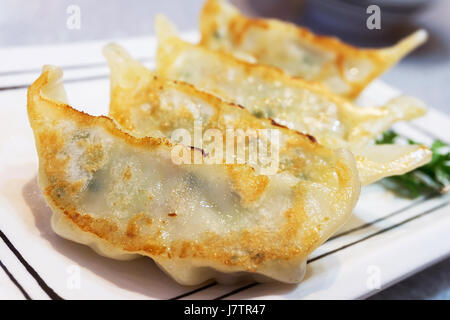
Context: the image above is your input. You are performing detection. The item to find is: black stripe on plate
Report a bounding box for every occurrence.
[0,84,30,91]
[214,283,259,300]
[407,122,449,144]
[0,229,63,300]
[171,192,436,299]
[327,193,435,242]
[0,57,152,77]
[170,282,218,300]
[0,70,445,299]
[308,200,450,263]
[0,62,106,77]
[325,127,445,242]
[0,259,31,300]
[0,74,109,92]
[214,199,450,299]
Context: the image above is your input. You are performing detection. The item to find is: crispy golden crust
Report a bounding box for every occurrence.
[105,44,342,193]
[114,76,324,150]
[106,49,322,153]
[200,0,427,99]
[156,31,426,146]
[27,74,173,152]
[27,67,359,280]
[46,192,316,271]
[154,21,431,185]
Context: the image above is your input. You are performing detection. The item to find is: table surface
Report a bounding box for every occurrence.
[0,0,448,300]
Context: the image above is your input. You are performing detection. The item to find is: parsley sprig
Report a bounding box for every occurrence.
[375,131,450,198]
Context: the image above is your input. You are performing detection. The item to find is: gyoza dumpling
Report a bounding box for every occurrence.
[155,16,431,186]
[200,0,428,99]
[27,66,360,285]
[105,43,334,178]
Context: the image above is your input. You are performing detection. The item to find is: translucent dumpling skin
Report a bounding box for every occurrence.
[200,0,428,99]
[155,18,432,186]
[27,66,360,285]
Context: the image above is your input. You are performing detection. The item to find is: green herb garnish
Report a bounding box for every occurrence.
[252,110,265,118]
[375,130,450,198]
[213,30,222,39]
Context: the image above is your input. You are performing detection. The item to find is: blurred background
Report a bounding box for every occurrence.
[0,0,448,114]
[0,0,449,299]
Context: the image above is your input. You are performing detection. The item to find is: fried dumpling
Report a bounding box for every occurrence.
[199,0,428,99]
[155,17,432,186]
[105,43,334,177]
[27,66,360,285]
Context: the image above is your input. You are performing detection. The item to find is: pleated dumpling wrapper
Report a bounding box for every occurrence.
[27,66,360,285]
[105,43,343,178]
[155,16,432,186]
[200,0,428,99]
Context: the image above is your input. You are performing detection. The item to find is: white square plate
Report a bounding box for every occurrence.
[0,32,449,300]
